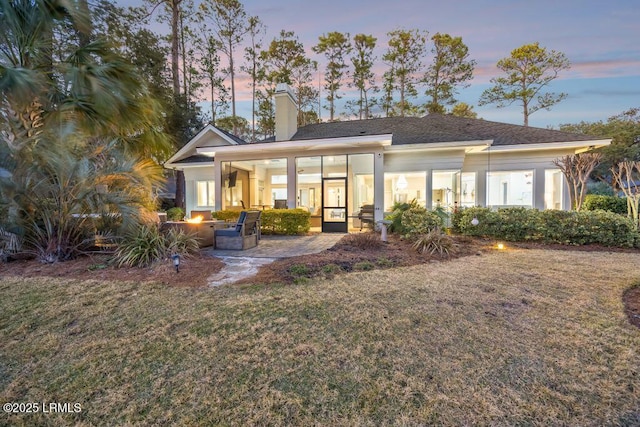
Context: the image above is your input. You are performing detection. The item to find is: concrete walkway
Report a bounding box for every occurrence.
[202,234,345,286]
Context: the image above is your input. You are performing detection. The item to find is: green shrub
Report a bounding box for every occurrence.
[452,207,501,237]
[353,261,375,271]
[375,257,395,268]
[212,209,310,235]
[412,228,454,256]
[497,207,543,241]
[289,263,310,277]
[212,210,241,222]
[583,194,628,215]
[321,264,342,278]
[261,208,310,235]
[166,207,185,221]
[385,199,420,234]
[454,206,639,247]
[540,209,637,247]
[400,205,443,238]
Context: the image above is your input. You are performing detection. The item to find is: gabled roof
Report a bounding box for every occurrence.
[165,124,244,167]
[290,114,603,146]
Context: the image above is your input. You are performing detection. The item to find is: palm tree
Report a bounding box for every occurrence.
[0,126,164,262]
[0,0,172,261]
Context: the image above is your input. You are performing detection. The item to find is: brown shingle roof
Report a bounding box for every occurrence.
[290,114,602,146]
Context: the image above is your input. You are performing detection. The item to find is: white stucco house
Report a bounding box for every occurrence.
[165,84,610,232]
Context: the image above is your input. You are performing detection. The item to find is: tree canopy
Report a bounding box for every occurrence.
[479,42,570,126]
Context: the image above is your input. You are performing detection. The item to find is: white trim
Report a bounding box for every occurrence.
[164,124,240,167]
[164,162,213,170]
[384,139,493,153]
[486,139,610,153]
[197,134,394,157]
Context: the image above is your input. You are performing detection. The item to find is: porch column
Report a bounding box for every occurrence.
[425,169,433,209]
[534,167,545,210]
[286,155,296,209]
[374,150,385,223]
[214,157,222,211]
[477,161,488,208]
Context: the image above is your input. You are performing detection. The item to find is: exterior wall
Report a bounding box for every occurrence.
[179,145,579,230]
[462,148,573,210]
[183,165,215,217]
[384,149,466,210]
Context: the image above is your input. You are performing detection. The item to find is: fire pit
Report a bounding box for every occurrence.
[161,218,227,247]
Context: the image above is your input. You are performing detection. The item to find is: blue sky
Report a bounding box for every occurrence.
[123,0,640,129]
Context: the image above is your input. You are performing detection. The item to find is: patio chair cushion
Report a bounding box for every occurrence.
[235,211,247,232]
[215,228,241,237]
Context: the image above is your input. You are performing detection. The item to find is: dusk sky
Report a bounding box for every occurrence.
[124,0,640,129]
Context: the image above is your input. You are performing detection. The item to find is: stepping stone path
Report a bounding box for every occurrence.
[208,256,276,287]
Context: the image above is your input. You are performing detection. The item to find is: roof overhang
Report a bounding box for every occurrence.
[385,139,493,153]
[166,162,215,170]
[196,134,393,157]
[485,139,611,153]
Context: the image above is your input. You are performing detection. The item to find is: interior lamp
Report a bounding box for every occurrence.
[396,174,408,190]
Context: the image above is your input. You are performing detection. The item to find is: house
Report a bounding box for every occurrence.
[165,84,610,232]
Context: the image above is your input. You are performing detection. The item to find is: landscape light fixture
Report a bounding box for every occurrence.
[471,217,479,226]
[171,254,180,273]
[497,243,505,250]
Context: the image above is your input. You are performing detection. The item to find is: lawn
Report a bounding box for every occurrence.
[1,248,639,425]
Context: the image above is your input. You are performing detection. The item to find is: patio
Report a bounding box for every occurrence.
[202,233,345,259]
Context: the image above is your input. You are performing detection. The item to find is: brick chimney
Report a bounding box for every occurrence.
[274,83,297,141]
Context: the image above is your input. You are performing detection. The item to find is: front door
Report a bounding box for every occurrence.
[322,177,347,232]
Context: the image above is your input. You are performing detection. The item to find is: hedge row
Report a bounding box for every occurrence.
[212,208,310,235]
[260,208,310,235]
[583,194,628,215]
[453,207,639,247]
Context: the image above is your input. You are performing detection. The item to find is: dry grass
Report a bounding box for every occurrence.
[1,248,640,425]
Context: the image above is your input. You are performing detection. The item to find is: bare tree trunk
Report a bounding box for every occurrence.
[611,161,640,230]
[553,153,602,211]
[170,0,181,97]
[170,0,184,209]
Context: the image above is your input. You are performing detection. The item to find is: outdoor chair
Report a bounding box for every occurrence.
[357,204,375,230]
[273,199,287,209]
[214,210,262,250]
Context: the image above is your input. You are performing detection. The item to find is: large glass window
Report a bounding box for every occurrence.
[432,170,459,210]
[460,172,476,207]
[323,155,347,177]
[349,154,374,229]
[384,172,426,211]
[221,158,287,210]
[487,170,533,207]
[545,169,563,210]
[296,157,322,225]
[196,180,215,207]
[348,154,374,210]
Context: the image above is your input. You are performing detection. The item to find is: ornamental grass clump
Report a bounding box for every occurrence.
[412,228,454,256]
[114,224,199,267]
[341,231,383,250]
